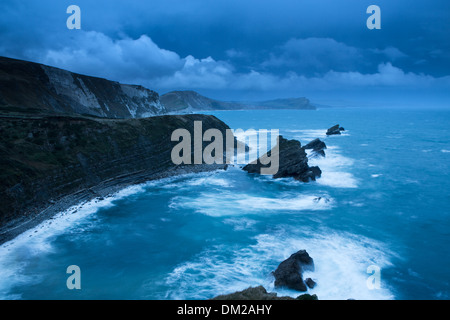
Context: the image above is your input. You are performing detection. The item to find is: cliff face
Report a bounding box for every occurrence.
[0,113,231,241]
[161,90,316,113]
[0,56,166,118]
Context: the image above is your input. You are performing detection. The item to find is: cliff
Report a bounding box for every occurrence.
[161,90,316,112]
[0,113,231,243]
[0,56,166,118]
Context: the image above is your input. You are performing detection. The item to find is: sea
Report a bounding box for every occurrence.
[1,107,449,300]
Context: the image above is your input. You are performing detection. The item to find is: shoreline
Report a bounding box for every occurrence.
[0,164,227,246]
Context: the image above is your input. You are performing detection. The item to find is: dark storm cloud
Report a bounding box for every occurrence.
[0,0,448,106]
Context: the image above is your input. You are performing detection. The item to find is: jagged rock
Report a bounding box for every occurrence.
[309,166,322,179]
[273,250,314,292]
[303,138,327,157]
[305,278,316,289]
[211,286,318,300]
[326,124,342,135]
[243,136,321,182]
[303,138,326,151]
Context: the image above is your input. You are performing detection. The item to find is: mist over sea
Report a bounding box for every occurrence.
[1,107,449,300]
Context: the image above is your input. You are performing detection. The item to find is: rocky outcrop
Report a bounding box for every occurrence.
[326,124,345,136]
[305,278,316,289]
[303,138,327,157]
[212,251,318,300]
[161,90,316,113]
[0,113,232,243]
[243,136,321,182]
[0,56,165,118]
[272,250,315,292]
[211,286,318,300]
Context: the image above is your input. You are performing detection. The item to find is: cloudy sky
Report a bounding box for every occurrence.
[1,0,449,107]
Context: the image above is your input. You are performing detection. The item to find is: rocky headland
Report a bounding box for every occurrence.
[0,56,165,119]
[0,57,336,302]
[0,57,327,244]
[0,113,232,244]
[161,90,316,113]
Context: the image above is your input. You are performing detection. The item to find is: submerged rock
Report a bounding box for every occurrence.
[303,138,327,157]
[326,124,344,135]
[243,136,321,182]
[211,286,318,300]
[272,250,314,292]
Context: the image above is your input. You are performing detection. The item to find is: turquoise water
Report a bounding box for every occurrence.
[1,108,449,300]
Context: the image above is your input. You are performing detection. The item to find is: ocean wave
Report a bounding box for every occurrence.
[163,227,396,300]
[285,129,350,142]
[286,129,328,141]
[169,192,334,217]
[223,218,258,231]
[441,149,450,153]
[307,147,358,188]
[0,184,147,299]
[186,177,232,188]
[153,170,232,190]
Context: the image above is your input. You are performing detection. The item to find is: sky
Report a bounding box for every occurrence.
[0,0,449,107]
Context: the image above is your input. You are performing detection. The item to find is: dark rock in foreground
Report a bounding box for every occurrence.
[211,286,318,300]
[303,138,327,157]
[326,124,345,135]
[273,250,314,292]
[243,136,321,182]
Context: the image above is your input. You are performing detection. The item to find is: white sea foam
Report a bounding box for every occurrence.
[156,170,231,190]
[286,129,350,142]
[164,227,396,300]
[223,218,258,231]
[169,192,334,217]
[285,129,327,141]
[186,177,231,188]
[0,184,147,299]
[307,147,358,188]
[441,149,450,153]
[371,174,383,178]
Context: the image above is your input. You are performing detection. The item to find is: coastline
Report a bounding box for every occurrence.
[0,164,227,246]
